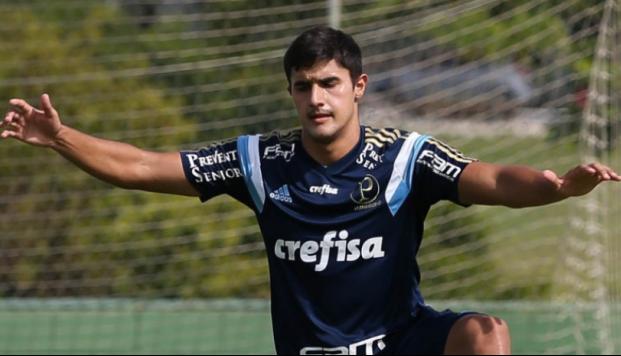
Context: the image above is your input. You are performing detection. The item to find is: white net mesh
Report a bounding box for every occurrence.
[0,0,618,354]
[569,0,620,353]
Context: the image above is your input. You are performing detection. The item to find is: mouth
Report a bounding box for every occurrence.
[308,113,333,123]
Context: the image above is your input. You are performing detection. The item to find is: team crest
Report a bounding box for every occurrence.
[351,175,382,210]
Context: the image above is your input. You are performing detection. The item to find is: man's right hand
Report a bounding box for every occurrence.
[2,93,199,197]
[1,94,62,147]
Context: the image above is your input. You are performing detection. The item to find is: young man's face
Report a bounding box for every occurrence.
[289,59,367,143]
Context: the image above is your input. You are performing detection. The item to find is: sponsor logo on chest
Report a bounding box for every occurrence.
[274,230,385,272]
[310,184,339,195]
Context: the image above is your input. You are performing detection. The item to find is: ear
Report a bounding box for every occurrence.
[354,74,368,101]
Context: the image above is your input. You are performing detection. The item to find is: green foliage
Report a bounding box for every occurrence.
[0,1,604,302]
[422,10,567,64]
[118,1,302,141]
[0,5,268,298]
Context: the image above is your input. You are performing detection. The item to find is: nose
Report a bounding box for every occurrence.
[309,84,325,107]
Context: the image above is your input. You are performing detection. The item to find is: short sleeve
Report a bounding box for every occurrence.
[413,137,476,206]
[180,138,251,205]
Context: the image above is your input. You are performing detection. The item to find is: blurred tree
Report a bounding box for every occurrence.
[0,6,268,298]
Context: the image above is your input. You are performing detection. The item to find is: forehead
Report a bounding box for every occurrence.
[291,59,351,82]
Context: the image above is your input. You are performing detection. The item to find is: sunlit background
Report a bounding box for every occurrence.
[0,0,619,354]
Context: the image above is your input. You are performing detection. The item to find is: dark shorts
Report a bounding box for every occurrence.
[380,304,477,355]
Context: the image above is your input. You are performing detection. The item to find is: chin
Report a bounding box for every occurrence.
[304,124,340,144]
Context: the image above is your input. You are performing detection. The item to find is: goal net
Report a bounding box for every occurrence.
[0,0,618,354]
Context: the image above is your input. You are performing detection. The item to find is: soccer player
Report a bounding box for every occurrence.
[2,26,619,355]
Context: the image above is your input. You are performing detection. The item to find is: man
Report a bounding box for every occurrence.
[2,26,619,355]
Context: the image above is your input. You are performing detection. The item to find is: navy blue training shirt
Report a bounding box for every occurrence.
[181,126,475,355]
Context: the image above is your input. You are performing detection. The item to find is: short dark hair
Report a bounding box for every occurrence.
[283,26,362,87]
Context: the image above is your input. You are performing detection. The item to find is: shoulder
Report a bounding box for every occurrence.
[236,128,301,152]
[259,128,302,144]
[421,137,476,163]
[363,126,430,160]
[239,128,302,163]
[364,126,409,148]
[364,127,472,160]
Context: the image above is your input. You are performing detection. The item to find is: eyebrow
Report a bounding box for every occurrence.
[293,76,341,86]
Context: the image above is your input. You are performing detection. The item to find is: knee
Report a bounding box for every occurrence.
[469,315,510,354]
[446,314,511,355]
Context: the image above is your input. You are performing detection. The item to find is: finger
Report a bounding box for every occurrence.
[588,163,611,180]
[8,98,32,114]
[587,163,605,181]
[2,111,14,125]
[1,117,24,136]
[9,110,24,123]
[584,165,597,174]
[2,121,21,131]
[13,112,25,126]
[597,172,610,181]
[40,93,56,117]
[2,111,20,126]
[1,129,19,139]
[597,171,610,180]
[604,168,620,181]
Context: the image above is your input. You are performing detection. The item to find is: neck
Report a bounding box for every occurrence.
[301,119,361,166]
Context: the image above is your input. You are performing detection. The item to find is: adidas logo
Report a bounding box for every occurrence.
[269,185,293,203]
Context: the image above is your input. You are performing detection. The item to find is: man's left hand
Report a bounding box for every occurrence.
[544,163,621,198]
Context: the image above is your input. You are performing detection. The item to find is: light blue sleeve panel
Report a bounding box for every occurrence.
[237,135,266,213]
[384,133,430,216]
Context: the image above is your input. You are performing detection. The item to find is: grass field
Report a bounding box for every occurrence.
[0,299,618,355]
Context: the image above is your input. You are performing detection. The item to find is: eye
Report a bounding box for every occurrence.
[293,82,310,92]
[320,79,339,88]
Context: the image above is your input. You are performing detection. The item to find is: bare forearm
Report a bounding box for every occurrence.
[51,125,152,189]
[461,161,620,208]
[460,163,564,208]
[493,165,564,208]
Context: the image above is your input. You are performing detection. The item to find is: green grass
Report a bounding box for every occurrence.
[0,299,274,355]
[0,299,619,355]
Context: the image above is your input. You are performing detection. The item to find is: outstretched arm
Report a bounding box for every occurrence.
[459,161,621,208]
[1,94,199,197]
